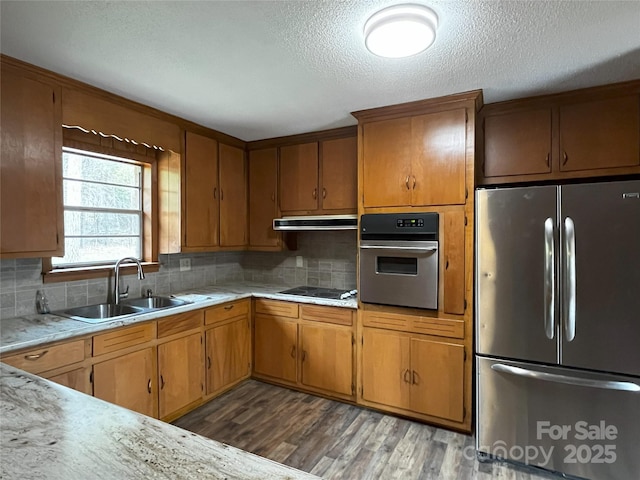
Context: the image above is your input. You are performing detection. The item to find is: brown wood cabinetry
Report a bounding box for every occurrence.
[480,82,640,184]
[360,109,467,207]
[442,209,466,315]
[219,143,247,246]
[0,61,63,258]
[158,332,203,420]
[248,147,280,248]
[253,299,355,399]
[280,142,319,212]
[361,327,464,422]
[204,299,251,395]
[320,136,357,211]
[93,347,158,417]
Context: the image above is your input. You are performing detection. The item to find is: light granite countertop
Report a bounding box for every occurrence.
[0,282,357,355]
[0,363,320,480]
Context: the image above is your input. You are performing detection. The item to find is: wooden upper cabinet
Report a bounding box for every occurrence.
[280,142,319,212]
[361,109,467,208]
[219,143,247,247]
[559,95,640,172]
[1,63,63,258]
[483,108,552,177]
[362,117,412,207]
[248,148,280,248]
[320,136,357,211]
[184,131,219,248]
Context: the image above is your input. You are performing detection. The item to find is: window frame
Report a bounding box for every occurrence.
[43,128,160,282]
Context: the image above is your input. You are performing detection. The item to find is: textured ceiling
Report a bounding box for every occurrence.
[1,1,639,141]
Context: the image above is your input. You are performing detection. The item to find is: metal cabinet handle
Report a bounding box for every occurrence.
[562,151,569,166]
[224,305,234,311]
[147,379,152,394]
[491,364,640,392]
[213,187,217,199]
[405,176,410,190]
[546,153,550,167]
[312,188,317,199]
[25,350,48,361]
[412,370,419,385]
[403,369,411,383]
[290,345,296,358]
[301,350,307,362]
[563,217,576,342]
[271,192,275,202]
[412,176,416,190]
[207,357,211,369]
[543,217,555,340]
[221,189,224,200]
[322,188,326,199]
[160,375,165,390]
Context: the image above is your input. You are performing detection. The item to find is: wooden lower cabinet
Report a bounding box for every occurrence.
[254,314,297,383]
[158,332,203,420]
[299,323,353,396]
[45,367,91,394]
[361,327,464,422]
[205,316,251,394]
[93,347,158,418]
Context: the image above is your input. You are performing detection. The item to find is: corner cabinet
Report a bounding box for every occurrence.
[248,147,281,249]
[253,299,356,400]
[0,59,64,258]
[480,81,640,184]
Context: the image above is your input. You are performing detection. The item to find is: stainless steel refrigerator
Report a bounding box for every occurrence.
[475,180,640,480]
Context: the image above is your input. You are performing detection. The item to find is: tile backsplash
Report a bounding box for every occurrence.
[0,231,357,321]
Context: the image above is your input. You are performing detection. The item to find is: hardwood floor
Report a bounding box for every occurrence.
[173,380,565,480]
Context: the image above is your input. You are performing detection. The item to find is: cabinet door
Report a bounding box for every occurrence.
[559,96,640,172]
[300,324,353,396]
[361,328,410,409]
[362,117,412,207]
[484,108,552,177]
[158,333,203,419]
[93,347,158,418]
[320,136,357,211]
[410,338,464,422]
[248,148,279,247]
[442,209,466,315]
[1,66,62,257]
[219,143,247,246]
[206,317,250,394]
[253,314,297,383]
[279,142,318,212]
[411,109,466,206]
[184,131,219,247]
[45,367,91,395]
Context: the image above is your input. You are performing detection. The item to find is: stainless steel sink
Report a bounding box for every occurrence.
[121,296,190,310]
[58,303,146,323]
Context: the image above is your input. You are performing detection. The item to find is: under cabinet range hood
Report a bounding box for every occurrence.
[273,214,358,231]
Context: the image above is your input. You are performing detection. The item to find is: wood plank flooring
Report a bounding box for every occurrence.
[173,380,566,480]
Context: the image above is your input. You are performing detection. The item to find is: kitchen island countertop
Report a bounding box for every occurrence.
[0,282,357,355]
[0,363,320,480]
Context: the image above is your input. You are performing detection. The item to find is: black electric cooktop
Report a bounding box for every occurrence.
[279,286,355,300]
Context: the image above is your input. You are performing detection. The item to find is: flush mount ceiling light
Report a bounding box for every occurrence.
[364,4,438,58]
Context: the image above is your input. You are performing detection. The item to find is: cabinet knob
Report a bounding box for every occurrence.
[301,350,307,362]
[290,345,296,358]
[213,187,217,199]
[160,375,165,390]
[207,356,211,369]
[403,369,411,383]
[405,176,410,190]
[312,188,317,199]
[147,379,152,394]
[546,153,550,167]
[563,151,569,166]
[322,188,326,199]
[25,350,48,361]
[271,192,275,202]
[412,370,419,385]
[412,176,416,190]
[224,305,234,311]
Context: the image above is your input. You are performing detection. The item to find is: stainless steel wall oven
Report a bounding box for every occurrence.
[359,212,439,310]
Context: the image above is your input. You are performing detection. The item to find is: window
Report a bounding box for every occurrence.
[52,148,146,268]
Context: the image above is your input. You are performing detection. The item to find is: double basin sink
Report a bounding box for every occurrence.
[57,296,191,324]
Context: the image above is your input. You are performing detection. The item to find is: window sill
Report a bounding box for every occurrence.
[42,262,160,283]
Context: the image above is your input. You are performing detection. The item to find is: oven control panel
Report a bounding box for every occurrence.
[396,218,425,228]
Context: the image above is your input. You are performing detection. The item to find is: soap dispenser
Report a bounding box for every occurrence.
[35,290,50,314]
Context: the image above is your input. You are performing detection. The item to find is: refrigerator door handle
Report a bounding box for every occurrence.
[564,217,577,341]
[491,363,640,392]
[544,218,555,339]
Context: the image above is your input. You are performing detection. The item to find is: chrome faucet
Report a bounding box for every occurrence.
[114,257,145,305]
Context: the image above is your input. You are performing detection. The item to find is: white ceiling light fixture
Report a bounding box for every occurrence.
[364,4,438,58]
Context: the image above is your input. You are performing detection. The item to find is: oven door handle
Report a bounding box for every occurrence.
[360,245,437,253]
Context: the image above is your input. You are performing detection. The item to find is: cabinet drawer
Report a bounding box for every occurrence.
[255,299,299,318]
[300,304,353,326]
[205,299,250,326]
[93,323,154,356]
[2,339,86,374]
[158,310,203,338]
[362,310,464,339]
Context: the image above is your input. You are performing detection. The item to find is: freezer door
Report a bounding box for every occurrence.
[476,186,558,363]
[477,356,640,480]
[560,180,640,376]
